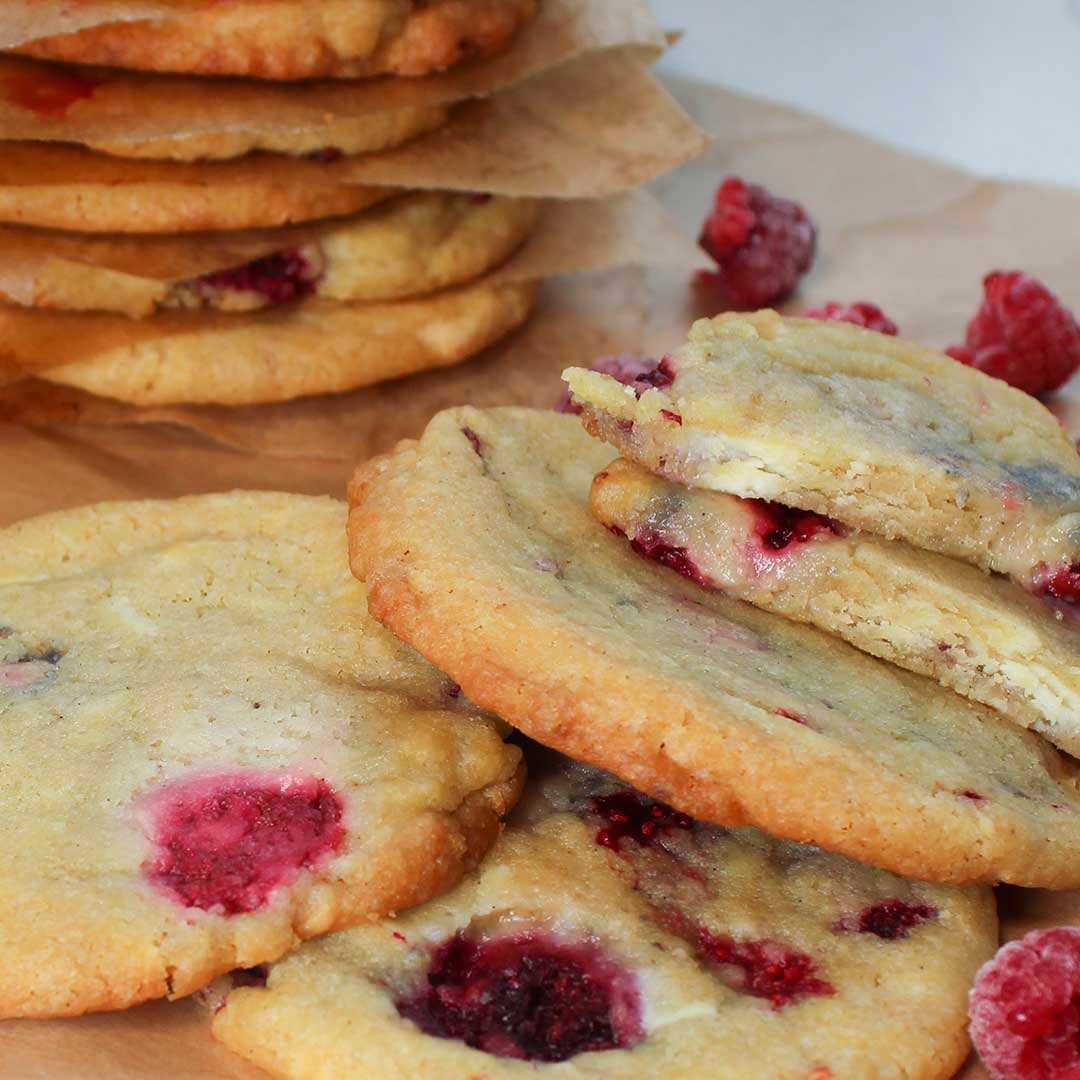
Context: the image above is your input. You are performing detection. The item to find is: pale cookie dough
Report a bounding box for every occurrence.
[348,407,1080,888]
[0,142,395,232]
[7,277,538,405]
[563,312,1080,598]
[13,0,539,81]
[8,192,540,318]
[591,457,1080,757]
[0,492,523,1019]
[207,752,996,1080]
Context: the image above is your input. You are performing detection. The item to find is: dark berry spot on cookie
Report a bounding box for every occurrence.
[193,248,319,307]
[232,965,269,987]
[588,790,694,851]
[629,528,713,589]
[834,899,938,940]
[695,929,835,1008]
[2,65,101,117]
[443,680,462,702]
[143,772,345,915]
[306,147,344,162]
[749,500,844,554]
[462,428,484,455]
[776,708,808,725]
[634,355,677,396]
[970,927,1080,1080]
[393,931,409,944]
[660,409,683,425]
[958,789,986,802]
[396,932,642,1061]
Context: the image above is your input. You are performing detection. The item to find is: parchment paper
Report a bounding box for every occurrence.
[0,0,665,146]
[3,78,1080,1079]
[0,50,709,210]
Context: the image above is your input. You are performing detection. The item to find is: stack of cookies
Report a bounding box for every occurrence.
[0,0,679,407]
[9,318,1075,1075]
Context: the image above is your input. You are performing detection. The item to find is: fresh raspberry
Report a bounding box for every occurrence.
[696,177,817,309]
[397,932,642,1061]
[946,271,1080,396]
[802,301,899,335]
[969,927,1080,1080]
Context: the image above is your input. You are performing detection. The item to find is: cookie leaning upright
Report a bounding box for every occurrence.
[348,406,1080,888]
[564,310,1080,595]
[0,493,522,1018]
[206,752,997,1080]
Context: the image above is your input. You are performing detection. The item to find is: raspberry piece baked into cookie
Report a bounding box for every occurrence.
[3,192,539,318]
[348,407,1080,888]
[0,493,522,1018]
[12,0,539,81]
[206,753,996,1080]
[563,311,1080,597]
[591,458,1080,755]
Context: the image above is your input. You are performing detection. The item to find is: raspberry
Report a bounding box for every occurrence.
[193,248,319,307]
[834,899,938,940]
[748,500,844,553]
[802,301,899,335]
[143,771,345,915]
[628,527,713,591]
[1033,562,1080,603]
[696,177,816,309]
[587,789,694,851]
[969,927,1080,1080]
[396,932,642,1061]
[946,271,1080,396]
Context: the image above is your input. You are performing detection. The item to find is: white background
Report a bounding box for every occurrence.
[655,0,1080,189]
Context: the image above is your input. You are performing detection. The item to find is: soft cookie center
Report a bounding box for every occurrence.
[143,771,345,915]
[396,931,643,1062]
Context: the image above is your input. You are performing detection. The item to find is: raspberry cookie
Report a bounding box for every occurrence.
[207,752,996,1080]
[0,493,522,1018]
[563,312,1080,598]
[348,407,1080,887]
[12,0,538,81]
[0,142,395,232]
[591,457,1080,755]
[8,278,537,405]
[5,192,539,318]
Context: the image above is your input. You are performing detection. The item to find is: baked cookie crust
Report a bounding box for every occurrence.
[348,407,1080,888]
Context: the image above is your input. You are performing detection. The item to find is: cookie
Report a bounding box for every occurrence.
[348,407,1080,887]
[0,492,523,1018]
[591,457,1080,756]
[0,142,395,232]
[13,0,538,80]
[7,277,537,405]
[7,192,540,317]
[207,751,996,1080]
[563,312,1080,598]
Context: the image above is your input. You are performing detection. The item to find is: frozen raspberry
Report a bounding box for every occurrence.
[969,927,1080,1080]
[194,248,319,307]
[802,301,898,335]
[556,355,660,414]
[396,932,642,1061]
[587,789,694,851]
[143,771,345,915]
[834,899,938,940]
[946,271,1080,396]
[696,177,817,309]
[697,929,835,1009]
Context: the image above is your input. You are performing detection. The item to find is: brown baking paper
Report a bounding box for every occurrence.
[0,49,709,213]
[0,0,666,149]
[4,79,1080,1078]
